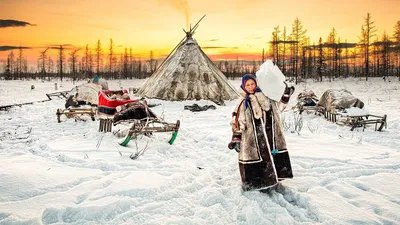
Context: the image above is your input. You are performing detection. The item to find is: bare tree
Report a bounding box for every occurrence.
[290,17,308,84]
[95,40,102,75]
[327,27,338,79]
[344,40,350,77]
[17,46,24,79]
[129,47,134,79]
[317,37,327,82]
[234,56,242,76]
[281,26,288,74]
[119,53,123,76]
[359,13,377,80]
[270,26,281,65]
[83,45,88,75]
[336,37,342,78]
[252,60,257,74]
[393,21,400,80]
[312,41,317,79]
[299,37,311,80]
[108,38,115,77]
[23,58,27,76]
[307,40,314,79]
[381,31,391,78]
[372,36,380,76]
[57,45,65,81]
[69,48,80,81]
[138,57,142,78]
[84,44,93,78]
[123,48,129,79]
[149,50,155,74]
[39,47,50,77]
[7,51,15,78]
[300,43,307,79]
[5,53,12,80]
[47,56,54,76]
[261,48,265,63]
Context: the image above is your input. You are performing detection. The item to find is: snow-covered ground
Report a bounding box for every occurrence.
[0,77,399,225]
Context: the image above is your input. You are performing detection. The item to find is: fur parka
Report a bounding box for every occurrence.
[230,91,288,164]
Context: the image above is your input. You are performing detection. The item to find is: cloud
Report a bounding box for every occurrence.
[245,35,263,40]
[0,19,36,28]
[202,39,219,42]
[0,46,31,51]
[0,44,81,52]
[203,46,238,50]
[307,42,357,48]
[43,44,76,50]
[208,52,262,61]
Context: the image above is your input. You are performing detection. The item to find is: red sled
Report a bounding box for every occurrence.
[97,90,180,146]
[98,90,137,116]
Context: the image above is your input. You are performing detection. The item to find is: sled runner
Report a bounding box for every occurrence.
[116,111,180,147]
[97,89,180,146]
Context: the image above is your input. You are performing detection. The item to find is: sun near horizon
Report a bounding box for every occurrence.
[1,0,399,68]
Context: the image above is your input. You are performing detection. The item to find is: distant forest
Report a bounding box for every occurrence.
[1,13,400,83]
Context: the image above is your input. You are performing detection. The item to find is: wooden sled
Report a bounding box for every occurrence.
[117,118,180,147]
[97,90,180,146]
[295,104,325,115]
[296,89,387,132]
[294,90,322,115]
[55,82,103,122]
[97,89,138,133]
[46,91,70,100]
[100,105,180,146]
[56,107,97,123]
[324,109,387,131]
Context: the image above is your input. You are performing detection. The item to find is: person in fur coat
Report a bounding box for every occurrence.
[228,74,295,191]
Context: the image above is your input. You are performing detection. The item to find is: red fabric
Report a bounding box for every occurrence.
[98,90,137,108]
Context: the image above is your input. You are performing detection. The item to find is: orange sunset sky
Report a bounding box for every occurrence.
[1,0,399,68]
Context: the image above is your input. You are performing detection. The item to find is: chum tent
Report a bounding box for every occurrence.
[136,16,239,105]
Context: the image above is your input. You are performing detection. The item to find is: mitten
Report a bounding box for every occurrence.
[281,82,295,104]
[228,133,241,153]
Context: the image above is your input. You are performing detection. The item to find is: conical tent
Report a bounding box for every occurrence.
[136,26,239,105]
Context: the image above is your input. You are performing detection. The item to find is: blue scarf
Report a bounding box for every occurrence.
[240,74,262,109]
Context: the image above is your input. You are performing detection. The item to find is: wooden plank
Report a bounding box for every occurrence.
[45,91,70,100]
[0,99,50,111]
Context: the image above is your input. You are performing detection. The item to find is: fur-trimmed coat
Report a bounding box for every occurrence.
[230,91,288,164]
